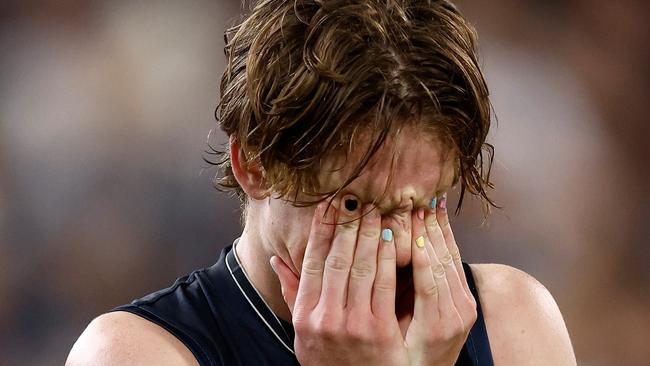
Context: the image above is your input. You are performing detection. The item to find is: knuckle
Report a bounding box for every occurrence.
[425,328,443,344]
[345,320,371,343]
[424,328,446,345]
[466,292,477,307]
[440,251,454,266]
[325,255,351,272]
[302,257,325,276]
[440,218,451,229]
[440,322,464,342]
[426,220,439,232]
[466,308,478,327]
[337,220,358,232]
[468,293,478,308]
[463,297,478,324]
[350,260,374,279]
[453,321,465,337]
[431,262,446,278]
[314,312,340,339]
[373,279,395,292]
[439,329,457,343]
[319,324,338,340]
[292,318,310,336]
[449,245,462,261]
[317,323,340,340]
[358,227,379,240]
[422,282,438,297]
[313,223,333,240]
[375,328,395,346]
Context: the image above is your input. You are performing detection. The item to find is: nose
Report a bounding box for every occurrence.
[375,186,419,214]
[376,188,423,267]
[381,210,413,267]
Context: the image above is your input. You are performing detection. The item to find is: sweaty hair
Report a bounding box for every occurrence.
[207,0,498,216]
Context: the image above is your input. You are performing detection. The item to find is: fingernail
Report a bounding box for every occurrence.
[430,197,437,210]
[439,194,447,210]
[381,228,393,242]
[415,236,425,248]
[342,194,359,213]
[417,208,424,220]
[269,256,277,274]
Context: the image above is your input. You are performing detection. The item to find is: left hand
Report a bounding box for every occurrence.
[403,194,478,366]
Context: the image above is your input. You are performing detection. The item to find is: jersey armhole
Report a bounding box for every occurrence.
[110,306,213,366]
[462,262,495,366]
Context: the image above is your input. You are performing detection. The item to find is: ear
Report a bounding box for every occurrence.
[229,136,267,200]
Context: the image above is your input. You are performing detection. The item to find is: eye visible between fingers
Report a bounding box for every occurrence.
[344,198,358,212]
[342,195,359,213]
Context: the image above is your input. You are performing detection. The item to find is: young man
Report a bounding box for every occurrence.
[67,0,576,364]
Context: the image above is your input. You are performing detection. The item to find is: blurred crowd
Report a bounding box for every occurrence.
[0,0,648,365]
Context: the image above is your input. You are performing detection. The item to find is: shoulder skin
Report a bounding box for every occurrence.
[470,263,577,365]
[65,311,199,366]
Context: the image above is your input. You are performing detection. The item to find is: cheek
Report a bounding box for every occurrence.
[279,206,316,272]
[268,200,314,239]
[280,212,312,246]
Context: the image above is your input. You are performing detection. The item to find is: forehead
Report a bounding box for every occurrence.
[319,127,457,212]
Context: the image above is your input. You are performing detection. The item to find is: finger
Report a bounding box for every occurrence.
[384,210,411,268]
[434,194,476,328]
[271,255,299,315]
[425,197,473,325]
[295,199,336,312]
[320,194,361,308]
[410,208,441,322]
[371,222,397,318]
[425,198,463,297]
[415,208,459,320]
[436,194,471,296]
[347,204,380,311]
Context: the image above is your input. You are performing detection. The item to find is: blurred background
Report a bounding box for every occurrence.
[0,0,648,365]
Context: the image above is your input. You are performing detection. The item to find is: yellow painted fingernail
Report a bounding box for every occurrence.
[416,236,425,248]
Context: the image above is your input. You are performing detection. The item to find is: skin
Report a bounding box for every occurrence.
[66,127,577,365]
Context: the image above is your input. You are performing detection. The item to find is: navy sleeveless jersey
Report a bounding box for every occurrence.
[113,244,494,365]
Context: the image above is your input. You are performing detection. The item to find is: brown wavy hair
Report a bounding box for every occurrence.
[207,0,498,216]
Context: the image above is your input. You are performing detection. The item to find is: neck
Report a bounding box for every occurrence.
[235,223,293,323]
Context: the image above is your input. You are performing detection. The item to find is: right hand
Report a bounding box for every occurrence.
[271,196,409,365]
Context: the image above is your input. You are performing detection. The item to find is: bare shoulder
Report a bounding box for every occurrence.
[66,311,199,366]
[469,263,577,366]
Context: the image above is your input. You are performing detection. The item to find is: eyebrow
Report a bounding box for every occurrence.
[351,159,458,214]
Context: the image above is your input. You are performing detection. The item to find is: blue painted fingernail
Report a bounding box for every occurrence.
[381,228,393,242]
[430,197,437,209]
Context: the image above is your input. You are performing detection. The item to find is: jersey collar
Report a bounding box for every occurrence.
[225,240,295,355]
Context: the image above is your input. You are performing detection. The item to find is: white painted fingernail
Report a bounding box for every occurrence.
[381,228,393,242]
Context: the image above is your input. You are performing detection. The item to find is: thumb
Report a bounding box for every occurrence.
[270,255,299,315]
